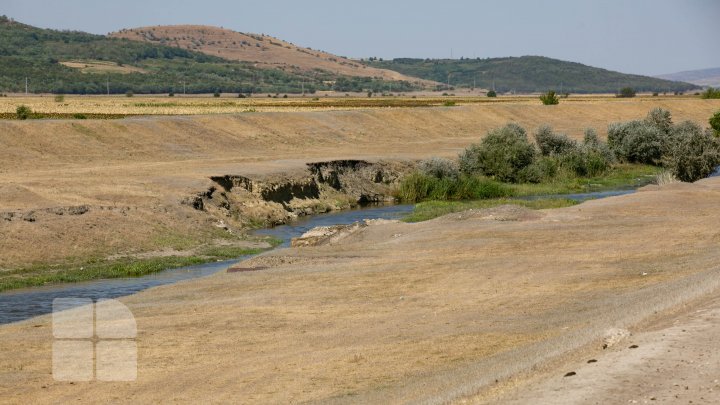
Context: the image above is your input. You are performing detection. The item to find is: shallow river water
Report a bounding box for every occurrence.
[0,188,642,325]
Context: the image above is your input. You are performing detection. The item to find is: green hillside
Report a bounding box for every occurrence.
[365,56,699,94]
[0,16,416,94]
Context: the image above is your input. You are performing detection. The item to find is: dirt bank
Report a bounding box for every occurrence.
[1,98,718,269]
[2,176,720,403]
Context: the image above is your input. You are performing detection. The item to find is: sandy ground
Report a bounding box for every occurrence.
[1,98,719,268]
[3,176,720,403]
[493,295,720,404]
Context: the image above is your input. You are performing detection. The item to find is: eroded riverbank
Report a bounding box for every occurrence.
[3,178,720,403]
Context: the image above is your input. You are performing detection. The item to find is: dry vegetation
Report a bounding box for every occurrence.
[3,180,720,403]
[109,25,429,84]
[59,60,148,74]
[0,93,709,117]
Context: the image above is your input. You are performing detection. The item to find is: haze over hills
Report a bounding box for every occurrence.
[366,57,700,94]
[656,67,720,88]
[109,25,429,85]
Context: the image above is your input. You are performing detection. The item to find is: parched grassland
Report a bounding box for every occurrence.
[0,94,703,118]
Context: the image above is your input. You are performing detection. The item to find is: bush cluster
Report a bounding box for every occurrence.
[402,108,720,203]
[609,108,720,181]
[458,123,614,183]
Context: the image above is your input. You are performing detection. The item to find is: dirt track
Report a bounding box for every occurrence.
[1,98,719,268]
[2,176,720,403]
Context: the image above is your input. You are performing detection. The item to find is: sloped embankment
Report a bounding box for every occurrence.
[182,159,412,229]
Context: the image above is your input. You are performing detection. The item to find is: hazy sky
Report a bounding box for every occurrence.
[3,0,718,76]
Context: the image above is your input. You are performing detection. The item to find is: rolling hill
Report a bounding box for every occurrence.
[0,17,421,94]
[109,25,429,85]
[656,67,720,88]
[366,56,699,94]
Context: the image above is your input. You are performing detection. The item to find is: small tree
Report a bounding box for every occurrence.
[16,105,32,120]
[701,87,720,99]
[710,111,720,136]
[539,90,559,105]
[168,92,175,97]
[213,90,221,97]
[125,90,134,97]
[617,87,636,98]
[486,90,497,98]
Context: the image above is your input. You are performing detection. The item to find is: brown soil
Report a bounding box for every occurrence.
[1,98,718,270]
[2,176,720,403]
[109,25,431,84]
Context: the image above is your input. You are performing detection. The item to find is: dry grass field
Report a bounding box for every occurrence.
[58,60,148,75]
[0,93,709,116]
[3,179,720,403]
[0,97,718,270]
[1,96,720,403]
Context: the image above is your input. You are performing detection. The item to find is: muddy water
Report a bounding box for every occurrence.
[0,187,649,325]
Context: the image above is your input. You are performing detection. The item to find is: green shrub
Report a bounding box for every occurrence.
[459,123,537,182]
[663,121,720,182]
[583,128,616,164]
[417,157,459,180]
[617,87,636,98]
[607,120,664,164]
[443,100,456,107]
[72,113,87,119]
[125,90,134,97]
[16,105,32,120]
[168,92,175,97]
[701,87,720,99]
[54,94,65,102]
[539,90,559,105]
[558,146,612,177]
[486,90,497,98]
[534,125,577,156]
[710,111,720,136]
[645,107,672,134]
[213,90,221,97]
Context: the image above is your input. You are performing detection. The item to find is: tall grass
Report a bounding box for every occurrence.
[397,173,512,202]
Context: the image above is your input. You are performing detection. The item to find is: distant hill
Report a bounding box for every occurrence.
[366,56,699,94]
[0,17,421,94]
[109,25,430,85]
[656,67,720,88]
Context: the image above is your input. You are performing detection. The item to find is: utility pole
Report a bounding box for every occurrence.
[106,77,110,95]
[25,77,28,95]
[301,79,305,96]
[182,81,186,95]
[473,76,476,90]
[447,73,451,90]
